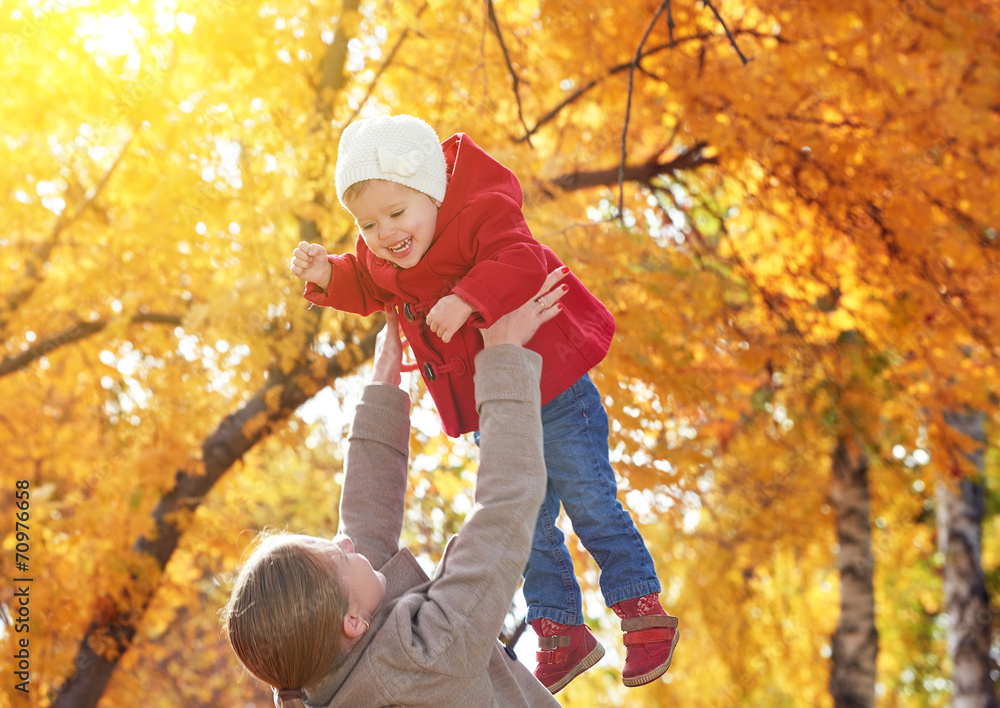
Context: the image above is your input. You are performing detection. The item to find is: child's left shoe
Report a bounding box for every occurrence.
[530,618,606,694]
[611,593,680,687]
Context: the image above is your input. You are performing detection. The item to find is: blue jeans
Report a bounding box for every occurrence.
[480,374,661,626]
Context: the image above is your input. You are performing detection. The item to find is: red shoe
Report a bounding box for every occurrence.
[612,594,679,687]
[530,618,606,694]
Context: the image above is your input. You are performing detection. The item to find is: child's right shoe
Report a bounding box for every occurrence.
[530,618,606,694]
[612,594,680,687]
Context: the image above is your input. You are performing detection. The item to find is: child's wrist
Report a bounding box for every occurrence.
[317,262,333,291]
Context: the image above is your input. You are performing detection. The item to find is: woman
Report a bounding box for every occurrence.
[223,270,570,706]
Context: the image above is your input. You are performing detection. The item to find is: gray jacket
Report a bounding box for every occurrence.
[305,345,560,707]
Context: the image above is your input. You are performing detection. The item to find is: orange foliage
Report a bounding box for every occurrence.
[1,0,998,705]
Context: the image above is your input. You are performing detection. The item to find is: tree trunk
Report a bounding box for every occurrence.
[51,325,378,707]
[938,409,998,708]
[52,3,364,704]
[830,436,878,708]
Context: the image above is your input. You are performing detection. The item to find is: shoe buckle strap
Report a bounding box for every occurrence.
[537,635,572,650]
[621,614,678,632]
[623,627,674,646]
[536,649,570,665]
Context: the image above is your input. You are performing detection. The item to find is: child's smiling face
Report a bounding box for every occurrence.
[345,180,441,269]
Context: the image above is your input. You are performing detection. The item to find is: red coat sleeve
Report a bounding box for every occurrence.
[448,192,549,327]
[303,242,394,316]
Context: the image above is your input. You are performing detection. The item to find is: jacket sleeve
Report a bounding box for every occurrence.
[448,192,549,327]
[407,344,546,676]
[304,244,394,316]
[338,383,411,569]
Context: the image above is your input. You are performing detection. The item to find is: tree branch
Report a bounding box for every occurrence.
[344,2,429,125]
[517,29,777,144]
[620,0,673,217]
[1,133,137,339]
[618,1,753,216]
[702,0,752,65]
[0,313,182,379]
[553,143,717,192]
[485,0,533,146]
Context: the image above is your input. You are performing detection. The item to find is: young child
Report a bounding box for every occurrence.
[289,114,679,692]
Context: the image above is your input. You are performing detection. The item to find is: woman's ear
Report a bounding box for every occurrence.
[343,611,369,639]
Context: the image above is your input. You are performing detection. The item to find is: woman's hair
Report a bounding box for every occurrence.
[223,531,350,705]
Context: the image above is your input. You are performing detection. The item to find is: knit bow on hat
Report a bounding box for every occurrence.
[378,146,423,178]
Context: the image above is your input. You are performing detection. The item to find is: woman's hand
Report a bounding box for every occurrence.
[372,307,403,386]
[481,267,571,348]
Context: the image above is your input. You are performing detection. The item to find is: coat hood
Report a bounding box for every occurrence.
[435,133,524,235]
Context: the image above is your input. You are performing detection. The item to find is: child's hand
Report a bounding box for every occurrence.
[290,241,333,290]
[426,294,475,344]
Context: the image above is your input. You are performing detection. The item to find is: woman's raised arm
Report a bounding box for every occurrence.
[338,308,411,568]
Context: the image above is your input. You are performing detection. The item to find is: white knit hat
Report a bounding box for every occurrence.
[335,115,448,206]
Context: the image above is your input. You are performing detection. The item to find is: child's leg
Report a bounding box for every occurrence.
[523,483,584,625]
[539,374,660,606]
[521,380,608,694]
[539,373,678,687]
[524,485,605,694]
[523,477,607,695]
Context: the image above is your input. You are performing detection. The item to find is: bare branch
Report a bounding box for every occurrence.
[519,74,602,144]
[620,1,673,217]
[519,28,778,144]
[617,0,756,216]
[485,0,533,146]
[665,0,676,46]
[702,0,752,65]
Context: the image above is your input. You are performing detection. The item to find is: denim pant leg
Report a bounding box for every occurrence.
[523,475,585,625]
[524,374,661,624]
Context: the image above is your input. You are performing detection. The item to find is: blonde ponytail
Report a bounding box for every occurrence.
[224,532,350,701]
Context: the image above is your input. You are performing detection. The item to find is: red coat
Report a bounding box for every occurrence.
[305,133,615,436]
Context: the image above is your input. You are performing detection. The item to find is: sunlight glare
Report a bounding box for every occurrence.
[78,12,145,58]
